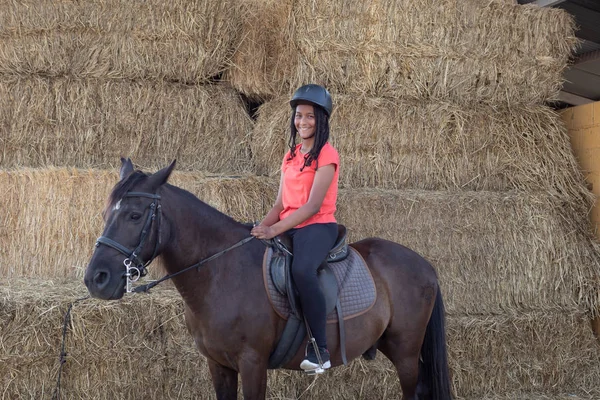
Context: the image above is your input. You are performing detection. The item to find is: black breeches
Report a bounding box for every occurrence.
[288,222,338,348]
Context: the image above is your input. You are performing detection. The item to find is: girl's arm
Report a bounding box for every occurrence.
[252,164,335,239]
[258,173,285,227]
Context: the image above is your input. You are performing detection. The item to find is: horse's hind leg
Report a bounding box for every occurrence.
[207,359,238,400]
[362,343,378,360]
[378,334,422,400]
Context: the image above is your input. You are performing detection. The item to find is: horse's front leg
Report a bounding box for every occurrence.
[238,351,268,400]
[207,359,238,400]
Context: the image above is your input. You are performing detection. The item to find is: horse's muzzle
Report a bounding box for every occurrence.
[84,266,126,300]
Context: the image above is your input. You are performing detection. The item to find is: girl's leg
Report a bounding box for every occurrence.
[289,223,338,349]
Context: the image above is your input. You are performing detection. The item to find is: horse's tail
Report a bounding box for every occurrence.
[418,285,453,400]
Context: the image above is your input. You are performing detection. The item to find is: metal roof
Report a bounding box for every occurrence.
[518,0,600,108]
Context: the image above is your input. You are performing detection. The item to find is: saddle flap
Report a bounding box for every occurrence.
[318,264,338,315]
[328,225,348,262]
[269,248,287,296]
[269,251,338,316]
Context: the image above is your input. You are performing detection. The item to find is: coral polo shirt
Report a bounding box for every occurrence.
[280,143,339,229]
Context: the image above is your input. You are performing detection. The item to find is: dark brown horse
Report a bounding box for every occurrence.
[84,159,452,400]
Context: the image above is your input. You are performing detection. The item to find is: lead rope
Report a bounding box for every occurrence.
[52,295,90,400]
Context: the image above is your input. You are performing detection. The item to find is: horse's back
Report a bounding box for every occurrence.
[350,237,439,291]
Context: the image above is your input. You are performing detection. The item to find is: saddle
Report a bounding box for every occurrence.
[262,225,376,370]
[269,225,349,311]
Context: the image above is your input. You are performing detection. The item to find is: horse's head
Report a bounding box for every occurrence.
[84,158,175,300]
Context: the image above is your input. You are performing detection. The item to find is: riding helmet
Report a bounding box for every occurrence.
[290,84,333,116]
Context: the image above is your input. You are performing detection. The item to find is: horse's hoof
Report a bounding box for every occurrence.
[362,344,378,360]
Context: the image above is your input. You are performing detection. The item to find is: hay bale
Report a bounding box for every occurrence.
[464,396,595,400]
[0,77,253,172]
[0,169,112,279]
[0,169,276,280]
[447,310,600,397]
[224,0,296,101]
[0,280,402,399]
[337,188,600,314]
[227,0,576,103]
[2,169,599,314]
[0,0,242,82]
[252,97,592,200]
[2,280,600,399]
[0,280,213,400]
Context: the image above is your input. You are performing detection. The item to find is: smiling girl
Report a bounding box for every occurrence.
[251,84,339,372]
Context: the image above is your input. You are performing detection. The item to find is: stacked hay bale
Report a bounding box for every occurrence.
[0,169,275,278]
[2,0,600,399]
[0,0,253,172]
[227,0,575,105]
[0,79,254,172]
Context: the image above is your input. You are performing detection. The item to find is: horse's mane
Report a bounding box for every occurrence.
[103,170,148,219]
[169,184,250,229]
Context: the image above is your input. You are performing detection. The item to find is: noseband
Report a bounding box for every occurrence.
[95,192,162,293]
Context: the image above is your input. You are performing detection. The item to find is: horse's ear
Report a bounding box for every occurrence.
[119,157,134,181]
[147,160,176,190]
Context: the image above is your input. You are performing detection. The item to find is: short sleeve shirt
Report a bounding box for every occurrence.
[280,142,339,228]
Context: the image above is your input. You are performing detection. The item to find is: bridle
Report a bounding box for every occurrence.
[94,190,255,294]
[96,192,163,293]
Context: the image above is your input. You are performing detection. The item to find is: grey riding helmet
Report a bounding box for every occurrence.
[289,84,333,116]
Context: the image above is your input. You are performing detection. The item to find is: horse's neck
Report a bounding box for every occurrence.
[159,188,254,310]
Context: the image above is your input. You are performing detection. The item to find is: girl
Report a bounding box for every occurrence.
[251,84,339,371]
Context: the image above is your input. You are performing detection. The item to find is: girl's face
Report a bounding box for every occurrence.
[294,104,316,140]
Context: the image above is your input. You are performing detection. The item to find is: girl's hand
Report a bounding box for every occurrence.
[251,224,276,240]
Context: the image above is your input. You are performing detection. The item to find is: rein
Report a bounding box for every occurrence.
[95,190,255,294]
[132,235,255,293]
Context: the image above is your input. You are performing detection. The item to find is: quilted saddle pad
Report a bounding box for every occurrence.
[262,246,377,323]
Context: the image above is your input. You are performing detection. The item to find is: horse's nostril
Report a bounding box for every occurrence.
[93,271,109,287]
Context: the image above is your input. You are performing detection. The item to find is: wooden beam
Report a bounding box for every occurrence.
[531,0,566,6]
[574,49,600,65]
[560,3,600,44]
[558,90,595,106]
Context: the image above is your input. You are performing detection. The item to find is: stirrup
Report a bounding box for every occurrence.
[301,338,329,375]
[304,366,327,375]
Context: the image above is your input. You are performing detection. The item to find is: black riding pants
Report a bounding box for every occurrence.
[288,222,338,348]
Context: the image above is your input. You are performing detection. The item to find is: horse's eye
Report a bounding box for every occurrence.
[130,213,142,221]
